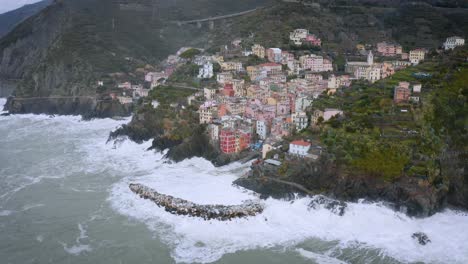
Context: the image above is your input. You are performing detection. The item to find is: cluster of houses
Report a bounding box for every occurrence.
[190,32,465,159]
[114,82,150,104]
[110,30,464,163]
[394,81,422,104]
[345,36,465,84]
[189,29,350,159]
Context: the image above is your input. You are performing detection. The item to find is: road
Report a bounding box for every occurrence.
[174,7,261,25]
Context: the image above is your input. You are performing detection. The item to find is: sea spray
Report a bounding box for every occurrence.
[1,103,467,264]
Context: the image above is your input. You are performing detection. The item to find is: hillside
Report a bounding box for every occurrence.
[0,0,52,38]
[0,0,467,116]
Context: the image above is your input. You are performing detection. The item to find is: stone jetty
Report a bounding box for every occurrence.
[129,183,264,220]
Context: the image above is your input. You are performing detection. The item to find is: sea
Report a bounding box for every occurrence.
[1,98,467,264]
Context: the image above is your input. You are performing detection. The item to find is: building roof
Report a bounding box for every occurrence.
[260,63,282,67]
[265,159,282,166]
[290,140,311,147]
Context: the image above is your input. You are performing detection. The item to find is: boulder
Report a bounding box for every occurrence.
[412,232,431,245]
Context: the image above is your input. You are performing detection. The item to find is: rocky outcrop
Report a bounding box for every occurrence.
[308,195,347,216]
[412,232,431,245]
[235,158,449,217]
[129,183,264,220]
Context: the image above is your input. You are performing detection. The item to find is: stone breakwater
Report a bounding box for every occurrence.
[129,184,264,220]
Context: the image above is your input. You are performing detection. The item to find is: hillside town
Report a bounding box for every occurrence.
[111,31,465,164]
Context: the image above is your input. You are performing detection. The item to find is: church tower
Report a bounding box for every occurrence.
[367,50,374,65]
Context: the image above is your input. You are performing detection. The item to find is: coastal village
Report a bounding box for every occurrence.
[110,32,465,165]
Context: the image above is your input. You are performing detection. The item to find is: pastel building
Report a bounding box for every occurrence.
[394,83,411,104]
[198,101,218,124]
[252,44,266,58]
[409,49,426,65]
[377,42,403,56]
[292,111,308,131]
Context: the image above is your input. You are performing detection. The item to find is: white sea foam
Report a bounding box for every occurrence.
[2,108,468,264]
[36,235,44,243]
[102,137,468,264]
[0,210,13,216]
[61,223,92,256]
[296,248,348,264]
[62,243,93,255]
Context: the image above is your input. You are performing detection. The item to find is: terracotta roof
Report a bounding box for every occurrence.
[290,140,311,147]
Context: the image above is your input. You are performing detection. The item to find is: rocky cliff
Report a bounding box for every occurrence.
[235,156,448,217]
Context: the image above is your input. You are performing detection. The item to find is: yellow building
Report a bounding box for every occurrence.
[221,61,243,72]
[267,97,278,105]
[409,49,426,64]
[252,44,266,58]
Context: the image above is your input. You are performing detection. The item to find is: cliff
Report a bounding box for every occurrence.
[235,157,448,217]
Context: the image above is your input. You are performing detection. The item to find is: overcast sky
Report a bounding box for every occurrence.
[0,0,42,14]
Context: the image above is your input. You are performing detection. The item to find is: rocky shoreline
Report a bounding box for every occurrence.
[234,158,453,217]
[129,183,264,220]
[4,96,132,119]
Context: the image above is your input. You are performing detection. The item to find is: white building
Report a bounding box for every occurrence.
[117,96,133,104]
[256,120,269,140]
[413,83,422,93]
[292,111,308,131]
[290,29,309,45]
[289,140,311,157]
[198,62,214,79]
[443,36,465,50]
[208,124,220,142]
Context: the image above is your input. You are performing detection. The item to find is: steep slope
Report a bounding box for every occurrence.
[0,0,467,116]
[0,0,53,38]
[0,0,273,116]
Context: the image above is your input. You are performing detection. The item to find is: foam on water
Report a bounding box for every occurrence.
[61,223,93,256]
[1,101,468,264]
[296,248,348,264]
[102,138,468,264]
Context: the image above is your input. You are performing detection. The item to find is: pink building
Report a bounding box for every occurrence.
[377,42,403,56]
[260,63,283,74]
[305,34,321,46]
[222,83,235,97]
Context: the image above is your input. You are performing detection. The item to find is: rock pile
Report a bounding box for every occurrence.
[412,232,431,245]
[129,183,264,221]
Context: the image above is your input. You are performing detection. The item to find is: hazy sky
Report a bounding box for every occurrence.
[0,0,42,14]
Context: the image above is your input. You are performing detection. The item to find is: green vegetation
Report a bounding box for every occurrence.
[311,48,467,182]
[149,85,195,106]
[168,63,200,86]
[179,48,201,59]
